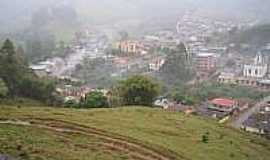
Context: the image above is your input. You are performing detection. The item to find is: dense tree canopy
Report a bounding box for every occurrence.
[84,91,109,108]
[0,39,25,95]
[74,57,116,88]
[158,43,194,88]
[117,75,160,106]
[0,78,8,98]
[0,39,56,103]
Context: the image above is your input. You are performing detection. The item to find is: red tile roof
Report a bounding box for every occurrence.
[210,98,236,107]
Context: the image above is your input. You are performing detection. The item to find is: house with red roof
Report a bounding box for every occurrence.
[208,98,238,112]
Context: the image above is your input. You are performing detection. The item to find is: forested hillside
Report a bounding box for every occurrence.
[0,39,56,104]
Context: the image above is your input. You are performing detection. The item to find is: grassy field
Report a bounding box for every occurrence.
[0,105,269,160]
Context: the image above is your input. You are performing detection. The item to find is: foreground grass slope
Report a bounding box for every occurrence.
[0,106,269,160]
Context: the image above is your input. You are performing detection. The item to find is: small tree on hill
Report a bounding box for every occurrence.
[1,39,16,57]
[0,78,8,98]
[202,132,210,143]
[117,75,160,106]
[64,99,79,108]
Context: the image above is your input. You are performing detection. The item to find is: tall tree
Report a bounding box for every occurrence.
[0,39,56,102]
[0,78,8,98]
[1,39,15,54]
[0,39,21,95]
[117,75,160,106]
[16,45,28,66]
[159,43,194,87]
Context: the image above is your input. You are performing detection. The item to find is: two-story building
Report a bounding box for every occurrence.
[116,41,144,55]
[149,58,165,72]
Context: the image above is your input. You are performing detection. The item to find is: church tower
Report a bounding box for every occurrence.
[254,52,264,65]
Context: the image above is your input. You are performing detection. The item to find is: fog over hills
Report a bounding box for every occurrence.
[0,0,270,33]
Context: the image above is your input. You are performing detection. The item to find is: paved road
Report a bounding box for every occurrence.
[231,96,270,128]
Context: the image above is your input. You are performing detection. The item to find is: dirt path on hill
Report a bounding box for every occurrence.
[0,118,186,160]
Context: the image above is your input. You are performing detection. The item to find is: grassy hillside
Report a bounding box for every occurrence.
[0,106,269,160]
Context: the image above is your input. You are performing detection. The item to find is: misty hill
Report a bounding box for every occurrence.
[0,0,51,32]
[230,24,270,47]
[0,0,78,35]
[1,0,270,43]
[194,0,270,20]
[58,0,270,23]
[1,0,270,30]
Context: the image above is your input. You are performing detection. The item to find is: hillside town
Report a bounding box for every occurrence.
[1,1,270,160]
[24,11,270,137]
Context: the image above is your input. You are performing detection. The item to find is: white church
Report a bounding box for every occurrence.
[243,53,268,79]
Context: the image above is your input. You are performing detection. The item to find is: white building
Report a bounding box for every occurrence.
[243,53,268,78]
[149,58,165,71]
[154,98,169,109]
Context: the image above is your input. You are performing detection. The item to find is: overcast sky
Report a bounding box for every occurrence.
[0,0,270,27]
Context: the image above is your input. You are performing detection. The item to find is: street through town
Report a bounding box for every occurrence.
[230,96,270,128]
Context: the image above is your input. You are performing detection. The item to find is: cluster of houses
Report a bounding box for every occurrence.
[174,11,259,81]
[155,96,250,120]
[176,11,255,43]
[242,104,270,136]
[111,36,173,76]
[113,31,221,78]
[30,29,110,78]
[29,58,64,77]
[200,98,248,118]
[115,30,178,55]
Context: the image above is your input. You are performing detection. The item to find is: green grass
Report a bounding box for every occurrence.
[0,97,44,107]
[0,125,125,160]
[0,106,269,160]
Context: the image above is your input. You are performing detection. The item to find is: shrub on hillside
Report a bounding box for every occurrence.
[84,91,109,108]
[64,99,79,108]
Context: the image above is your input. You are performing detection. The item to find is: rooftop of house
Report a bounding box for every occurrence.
[210,98,236,107]
[113,57,129,65]
[197,53,216,58]
[258,79,270,85]
[29,65,48,71]
[219,72,236,78]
